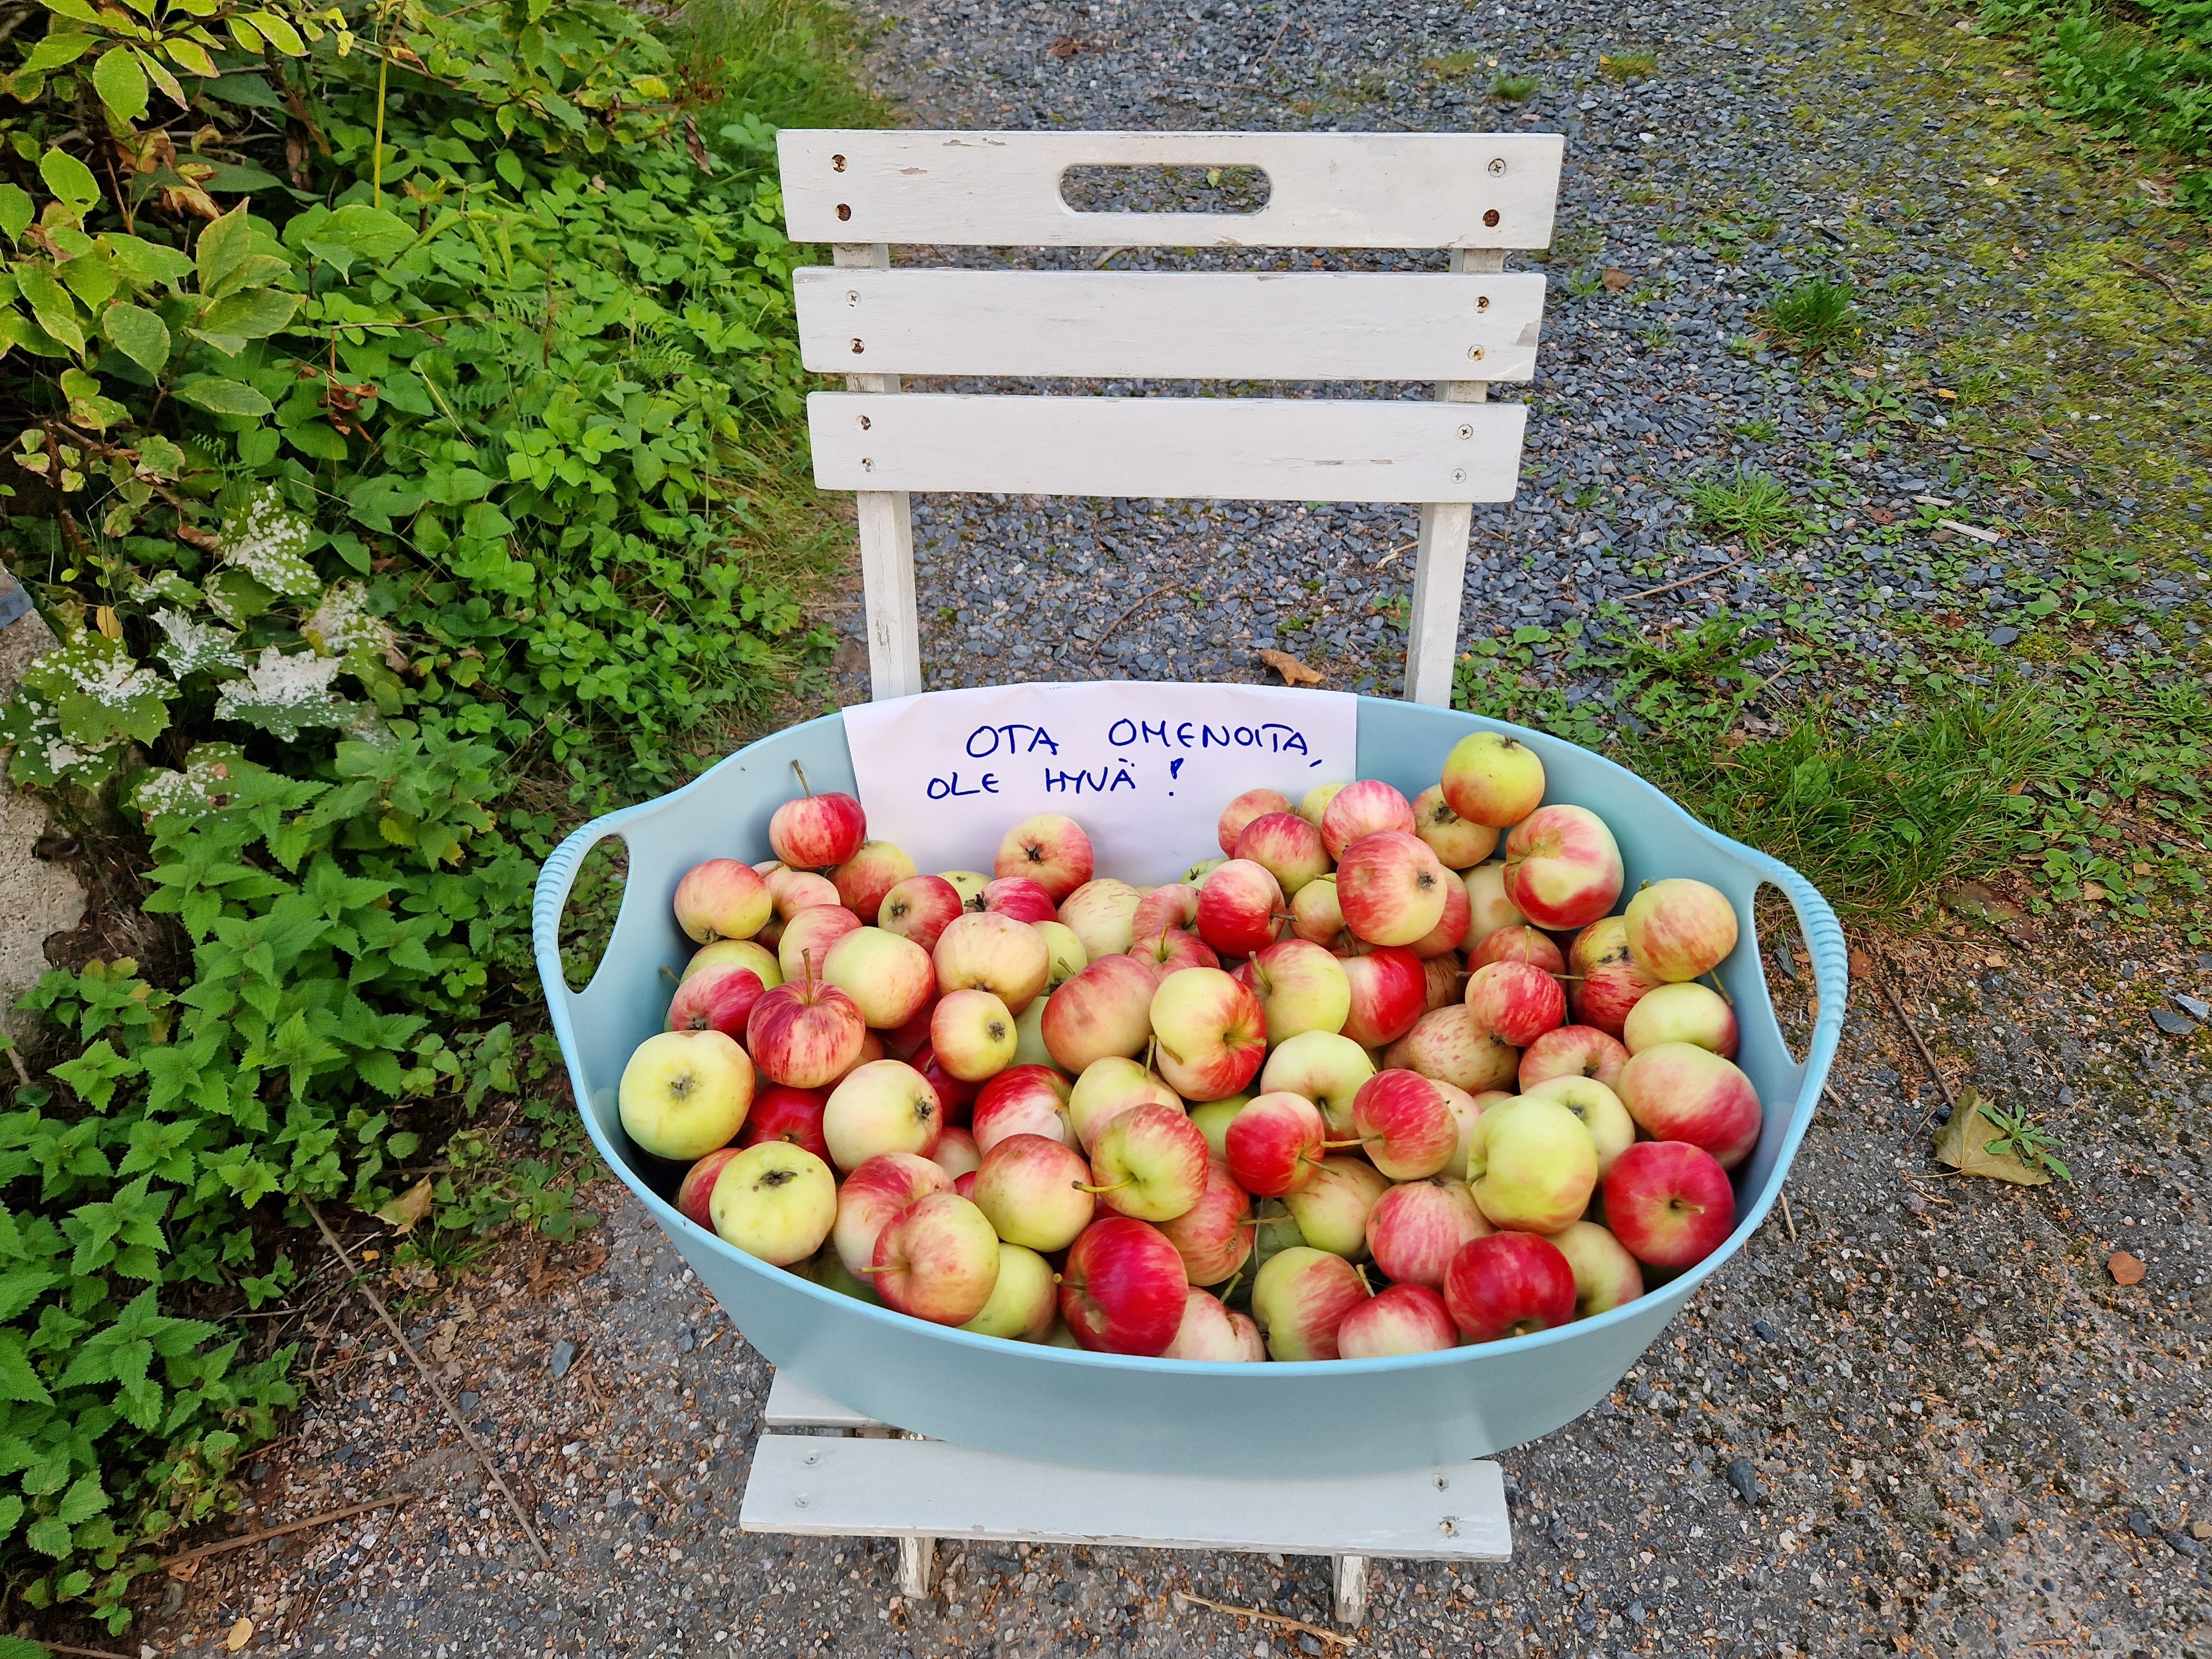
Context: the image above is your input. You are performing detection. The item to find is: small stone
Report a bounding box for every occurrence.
[2175,992,2211,1020]
[2150,1008,2197,1036]
[1726,1459,1764,1504]
[1752,1320,1779,1344]
[2128,1510,2156,1537]
[1987,625,2019,647]
[550,1339,578,1378]
[458,1391,479,1413]
[2108,1252,2146,1286]
[2169,1530,2205,1559]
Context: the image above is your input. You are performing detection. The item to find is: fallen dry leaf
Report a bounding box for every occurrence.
[1943,879,2026,933]
[1847,947,1875,980]
[2080,880,2108,901]
[374,1175,434,1233]
[1601,267,1633,292]
[1257,649,1325,687]
[227,1616,255,1650]
[1048,33,1084,57]
[2108,1251,2146,1286]
[1932,1088,2050,1187]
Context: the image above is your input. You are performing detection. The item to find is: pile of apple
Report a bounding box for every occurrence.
[617,731,1762,1363]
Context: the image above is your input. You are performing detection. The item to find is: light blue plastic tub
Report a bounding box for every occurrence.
[532,689,1845,1477]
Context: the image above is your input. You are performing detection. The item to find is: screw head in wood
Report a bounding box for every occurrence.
[1468,345,1486,361]
[1451,469,1467,484]
[832,154,847,172]
[858,414,872,430]
[846,291,860,305]
[836,204,852,221]
[1488,158,1506,174]
[851,339,866,353]
[1483,208,1501,227]
[1457,424,1474,440]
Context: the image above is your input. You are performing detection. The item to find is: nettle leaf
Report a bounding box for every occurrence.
[173,375,274,418]
[218,486,319,597]
[53,1472,106,1525]
[152,607,242,677]
[100,301,170,373]
[0,1334,51,1406]
[0,1273,58,1324]
[131,743,249,823]
[91,46,149,123]
[23,631,174,756]
[214,647,359,740]
[24,1516,70,1558]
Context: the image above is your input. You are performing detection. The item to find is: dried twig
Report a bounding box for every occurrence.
[1778,1193,1798,1241]
[37,1645,133,1659]
[1868,952,1958,1111]
[1174,1588,1356,1646]
[1616,556,1745,604]
[159,1494,414,1570]
[2108,254,2181,299]
[304,1202,552,1567]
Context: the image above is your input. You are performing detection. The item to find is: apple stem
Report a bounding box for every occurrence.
[790,760,815,798]
[1075,1179,1131,1195]
[1353,1263,1375,1295]
[1701,970,1735,1006]
[1321,1138,1366,1149]
[1218,1268,1245,1302]
[1240,1212,1299,1229]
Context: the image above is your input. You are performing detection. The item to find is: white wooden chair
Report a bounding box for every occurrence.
[780,129,1565,706]
[734,130,1561,1624]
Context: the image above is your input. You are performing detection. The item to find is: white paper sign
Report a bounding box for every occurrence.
[841,681,1360,887]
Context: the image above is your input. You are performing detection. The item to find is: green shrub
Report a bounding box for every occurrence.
[1757,277,1860,357]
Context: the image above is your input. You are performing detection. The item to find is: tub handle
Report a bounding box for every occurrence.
[532,814,628,1000]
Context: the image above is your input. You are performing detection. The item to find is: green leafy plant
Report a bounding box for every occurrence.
[1758,277,1861,355]
[1601,50,1659,80]
[1683,465,1803,549]
[1972,1097,2074,1181]
[1492,73,1539,102]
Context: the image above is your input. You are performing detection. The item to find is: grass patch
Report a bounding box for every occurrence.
[1494,73,1541,101]
[1601,51,1660,80]
[1683,466,1803,549]
[1758,277,1862,355]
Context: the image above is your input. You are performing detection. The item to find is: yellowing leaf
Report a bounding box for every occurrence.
[226,1616,254,1650]
[373,1177,434,1233]
[92,45,149,122]
[1932,1088,2050,1186]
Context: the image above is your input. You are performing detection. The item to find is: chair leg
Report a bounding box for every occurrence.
[1332,1554,1368,1626]
[1404,500,1472,706]
[899,1535,937,1597]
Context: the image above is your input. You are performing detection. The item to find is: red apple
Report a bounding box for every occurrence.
[1057,877,1142,959]
[929,1125,981,1179]
[1502,805,1623,931]
[1164,1287,1266,1361]
[1289,875,1344,945]
[1218,787,1293,855]
[1365,1176,1492,1288]
[746,969,867,1090]
[972,1132,1094,1252]
[1472,925,1567,975]
[1517,1025,1629,1090]
[1443,1231,1577,1342]
[970,1065,1074,1154]
[821,926,934,1030]
[1320,778,1416,859]
[1464,960,1567,1047]
[1336,831,1450,949]
[832,841,916,922]
[1149,967,1267,1101]
[1088,1102,1210,1222]
[1350,1068,1458,1179]
[1126,925,1219,977]
[1338,945,1429,1048]
[823,1058,943,1169]
[1615,1042,1763,1168]
[995,813,1094,901]
[1131,882,1201,941]
[667,963,766,1039]
[1068,1056,1181,1151]
[872,1192,1001,1325]
[833,1150,951,1274]
[1060,1217,1189,1356]
[1155,1157,1252,1285]
[933,911,1050,1013]
[778,903,862,983]
[1234,812,1330,897]
[953,1171,977,1201]
[682,937,781,989]
[764,866,841,919]
[1232,939,1352,1046]
[1257,1030,1375,1141]
[1460,861,1524,951]
[1251,1246,1370,1361]
[675,1145,745,1228]
[1038,951,1156,1073]
[1602,1140,1736,1267]
[1569,915,1663,1038]
[770,790,867,871]
[1440,730,1546,828]
[673,858,772,943]
[1623,877,1740,983]
[738,1084,830,1161]
[1622,981,1740,1058]
[1410,876,1472,960]
[1383,1005,1520,1094]
[1337,1282,1458,1358]
[930,988,1018,1082]
[1422,953,1465,1012]
[981,875,1058,924]
[909,1041,979,1126]
[1195,859,1287,959]
[1551,1219,1646,1316]
[876,873,965,953]
[1223,1090,1329,1197]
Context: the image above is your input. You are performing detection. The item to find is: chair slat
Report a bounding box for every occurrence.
[794,269,1546,382]
[808,392,1527,503]
[779,130,1563,249]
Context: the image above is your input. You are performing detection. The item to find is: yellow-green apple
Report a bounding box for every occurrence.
[1195,859,1287,959]
[1223,1090,1329,1197]
[872,1191,1002,1325]
[1615,1042,1762,1168]
[995,812,1094,901]
[1440,730,1547,828]
[779,903,862,982]
[621,1029,754,1159]
[1438,1080,1488,1179]
[1466,1096,1598,1233]
[667,963,766,1040]
[1460,861,1525,951]
[1472,924,1567,975]
[1411,784,1500,869]
[1155,1157,1252,1284]
[1251,1246,1370,1361]
[1410,876,1472,959]
[1351,1068,1458,1179]
[961,1242,1059,1341]
[1569,915,1662,1038]
[1234,812,1330,897]
[1187,1094,1249,1159]
[1383,1005,1520,1094]
[1422,953,1466,1012]
[1012,993,1052,1068]
[683,937,782,988]
[1128,924,1219,977]
[1088,1102,1210,1222]
[1289,874,1345,945]
[833,840,916,921]
[1602,1139,1735,1267]
[1164,1287,1266,1361]
[1366,1175,1492,1286]
[1056,877,1142,959]
[930,988,1018,1082]
[765,866,842,919]
[1518,1024,1629,1090]
[1549,1219,1645,1316]
[1068,1056,1181,1151]
[1521,1074,1636,1174]
[981,875,1057,924]
[939,869,990,908]
[1442,1231,1577,1342]
[1059,1217,1189,1355]
[1464,959,1567,1047]
[1337,1282,1458,1358]
[929,1125,981,1179]
[823,1058,943,1169]
[1034,920,1088,988]
[1320,778,1416,859]
[832,1150,949,1273]
[1233,939,1351,1046]
[1218,787,1293,855]
[1296,780,1347,828]
[673,859,772,943]
[811,1246,881,1304]
[1337,831,1450,949]
[1041,953,1157,1073]
[1281,1155,1391,1259]
[1337,945,1429,1048]
[1132,882,1200,942]
[1150,967,1268,1100]
[821,927,934,1030]
[1182,855,1227,884]
[972,1132,1094,1251]
[1622,981,1740,1058]
[737,1084,830,1161]
[933,911,1050,1012]
[1624,877,1740,982]
[1502,804,1623,931]
[1258,1030,1376,1140]
[971,1066,1075,1153]
[675,1145,745,1229]
[770,790,867,870]
[877,873,964,953]
[708,1141,836,1265]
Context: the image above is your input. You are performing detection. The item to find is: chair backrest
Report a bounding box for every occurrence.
[776,130,1565,706]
